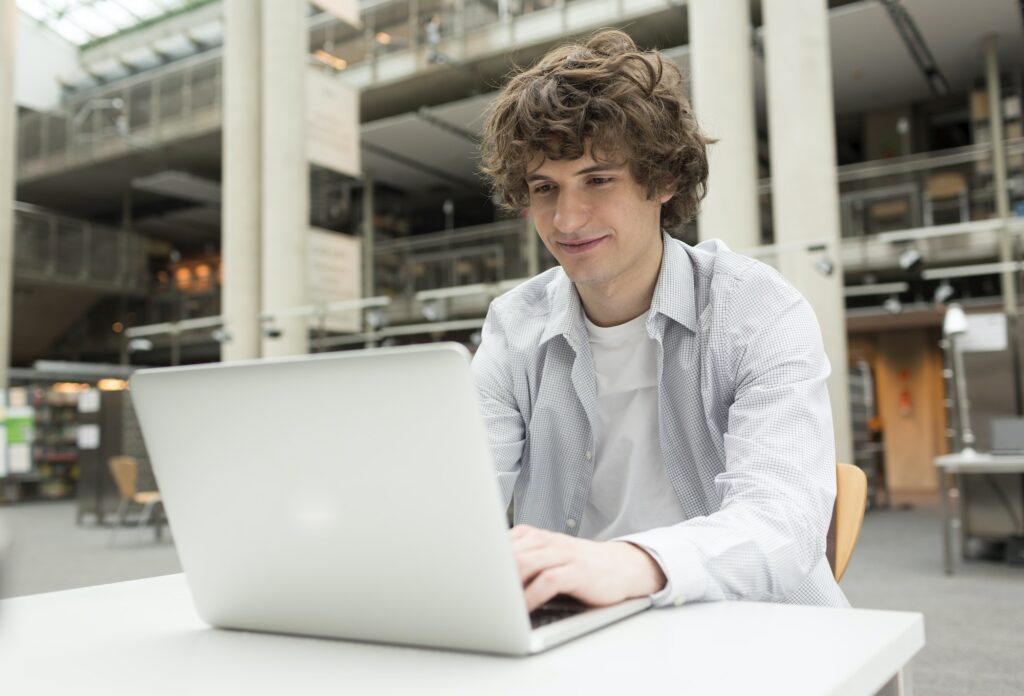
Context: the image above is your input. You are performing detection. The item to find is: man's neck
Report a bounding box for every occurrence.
[576,236,664,328]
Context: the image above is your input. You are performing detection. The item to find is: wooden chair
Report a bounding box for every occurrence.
[108,456,164,543]
[867,198,911,232]
[923,171,969,226]
[826,463,868,582]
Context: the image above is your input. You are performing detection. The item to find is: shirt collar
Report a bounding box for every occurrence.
[539,270,585,347]
[539,231,698,346]
[649,231,698,333]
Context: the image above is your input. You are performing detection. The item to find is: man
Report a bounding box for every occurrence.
[474,29,849,612]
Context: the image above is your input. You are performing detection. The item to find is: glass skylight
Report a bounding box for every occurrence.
[17,0,205,47]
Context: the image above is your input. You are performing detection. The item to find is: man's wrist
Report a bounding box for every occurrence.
[614,541,668,596]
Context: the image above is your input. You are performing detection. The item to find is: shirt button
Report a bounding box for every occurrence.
[585,450,593,460]
[674,596,687,607]
[566,518,577,529]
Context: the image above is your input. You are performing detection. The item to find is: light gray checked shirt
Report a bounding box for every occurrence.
[471,233,850,608]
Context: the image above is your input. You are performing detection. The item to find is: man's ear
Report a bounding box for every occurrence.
[658,190,674,205]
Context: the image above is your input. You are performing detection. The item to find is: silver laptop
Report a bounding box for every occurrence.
[991,417,1024,455]
[129,343,650,655]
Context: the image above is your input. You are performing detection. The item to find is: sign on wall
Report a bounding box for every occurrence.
[307,67,361,178]
[307,228,362,333]
[960,313,1008,353]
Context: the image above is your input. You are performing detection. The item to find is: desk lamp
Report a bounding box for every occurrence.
[943,303,977,457]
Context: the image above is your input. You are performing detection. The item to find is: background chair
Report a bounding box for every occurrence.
[923,170,969,226]
[827,463,869,582]
[107,456,164,543]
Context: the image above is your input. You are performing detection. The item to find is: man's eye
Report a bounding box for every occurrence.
[532,184,554,195]
[589,177,613,186]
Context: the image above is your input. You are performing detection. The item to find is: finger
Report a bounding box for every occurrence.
[508,524,538,540]
[514,546,566,585]
[509,526,551,554]
[523,565,575,613]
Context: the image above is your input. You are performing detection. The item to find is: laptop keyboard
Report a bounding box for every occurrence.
[529,595,588,629]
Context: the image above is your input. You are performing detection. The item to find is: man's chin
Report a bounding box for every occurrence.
[560,265,611,288]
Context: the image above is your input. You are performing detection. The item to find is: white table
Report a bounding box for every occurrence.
[933,451,1024,574]
[0,574,923,696]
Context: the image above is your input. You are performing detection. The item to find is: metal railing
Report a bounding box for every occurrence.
[836,138,1024,238]
[17,48,222,178]
[753,138,1024,243]
[13,203,150,293]
[16,0,652,177]
[372,218,556,297]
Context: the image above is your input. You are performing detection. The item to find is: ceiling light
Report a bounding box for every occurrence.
[128,338,154,352]
[365,309,387,330]
[421,299,445,322]
[211,328,232,344]
[943,303,968,336]
[898,248,923,271]
[52,382,91,394]
[883,295,903,315]
[933,280,954,305]
[814,255,834,277]
[313,49,347,71]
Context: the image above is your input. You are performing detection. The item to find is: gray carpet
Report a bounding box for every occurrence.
[839,503,1024,696]
[1,500,1022,694]
[0,501,181,598]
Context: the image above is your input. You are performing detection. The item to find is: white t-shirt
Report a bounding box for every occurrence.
[578,311,686,541]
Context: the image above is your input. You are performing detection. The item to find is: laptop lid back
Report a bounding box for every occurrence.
[991,417,1024,454]
[130,344,532,654]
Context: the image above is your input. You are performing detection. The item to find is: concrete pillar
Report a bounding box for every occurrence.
[0,0,17,389]
[261,0,309,357]
[763,0,853,465]
[688,0,760,248]
[221,0,263,362]
[362,175,375,298]
[985,33,1023,415]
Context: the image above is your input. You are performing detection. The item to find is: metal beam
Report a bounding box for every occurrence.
[415,107,479,144]
[362,141,481,191]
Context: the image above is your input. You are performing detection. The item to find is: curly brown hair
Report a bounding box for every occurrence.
[480,29,711,230]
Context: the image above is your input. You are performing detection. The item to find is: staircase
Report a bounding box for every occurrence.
[12,203,151,363]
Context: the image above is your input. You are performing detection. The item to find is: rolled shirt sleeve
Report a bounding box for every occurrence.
[471,305,526,509]
[617,269,838,606]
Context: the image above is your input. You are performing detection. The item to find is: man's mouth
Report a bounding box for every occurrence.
[556,236,607,254]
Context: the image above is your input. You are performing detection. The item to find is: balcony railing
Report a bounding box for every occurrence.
[17,50,222,179]
[13,203,150,294]
[372,218,557,297]
[16,0,668,178]
[746,138,1024,250]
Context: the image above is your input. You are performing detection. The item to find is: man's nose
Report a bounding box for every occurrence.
[553,189,590,234]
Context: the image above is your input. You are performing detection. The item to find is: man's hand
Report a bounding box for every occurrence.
[510,524,667,612]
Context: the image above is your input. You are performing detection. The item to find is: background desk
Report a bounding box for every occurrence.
[0,574,924,696]
[933,452,1024,574]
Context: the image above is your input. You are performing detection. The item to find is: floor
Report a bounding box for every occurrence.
[1,499,1022,695]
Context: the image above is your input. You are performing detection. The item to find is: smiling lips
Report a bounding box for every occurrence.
[557,236,607,254]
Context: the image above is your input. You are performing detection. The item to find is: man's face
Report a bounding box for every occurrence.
[526,150,670,289]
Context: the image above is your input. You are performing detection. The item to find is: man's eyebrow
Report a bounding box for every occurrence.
[575,163,623,175]
[525,164,623,182]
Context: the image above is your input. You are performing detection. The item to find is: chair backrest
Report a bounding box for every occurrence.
[868,198,909,221]
[826,463,868,582]
[108,456,139,501]
[926,171,968,200]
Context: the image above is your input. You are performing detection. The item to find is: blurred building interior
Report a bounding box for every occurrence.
[1,1,1023,692]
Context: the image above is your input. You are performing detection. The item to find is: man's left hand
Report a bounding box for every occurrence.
[510,524,667,612]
